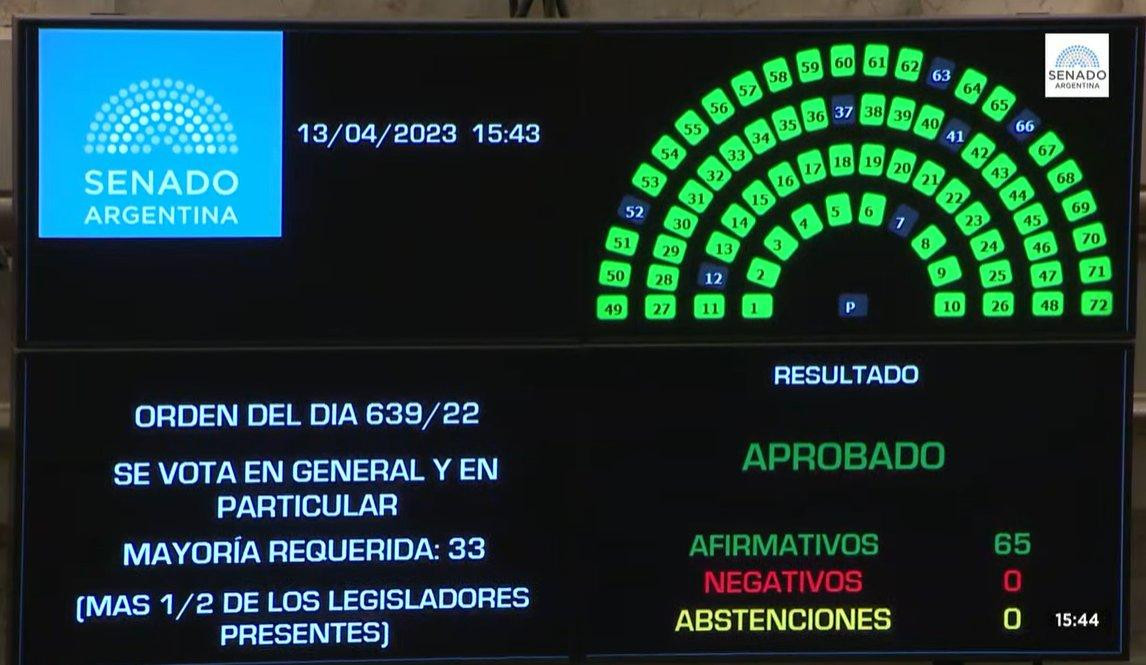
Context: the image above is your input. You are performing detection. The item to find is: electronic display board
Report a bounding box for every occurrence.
[13,16,1142,665]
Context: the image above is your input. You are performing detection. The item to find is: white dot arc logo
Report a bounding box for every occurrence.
[84,77,238,155]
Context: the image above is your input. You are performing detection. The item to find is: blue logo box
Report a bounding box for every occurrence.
[38,29,283,238]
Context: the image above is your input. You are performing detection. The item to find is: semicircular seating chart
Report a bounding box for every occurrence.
[595,43,1115,324]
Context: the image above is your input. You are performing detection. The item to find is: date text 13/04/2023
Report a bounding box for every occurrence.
[296,121,541,148]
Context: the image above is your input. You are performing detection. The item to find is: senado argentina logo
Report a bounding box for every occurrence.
[82,77,241,228]
[1045,33,1110,98]
[38,28,282,238]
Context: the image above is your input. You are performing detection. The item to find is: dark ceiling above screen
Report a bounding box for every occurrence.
[18,19,1141,346]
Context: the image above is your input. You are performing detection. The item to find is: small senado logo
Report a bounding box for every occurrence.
[1045,33,1110,98]
[82,78,240,228]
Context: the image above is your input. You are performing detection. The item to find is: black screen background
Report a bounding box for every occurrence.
[12,17,1141,665]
